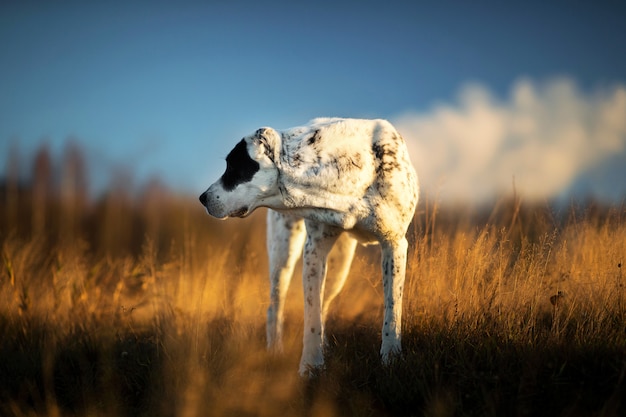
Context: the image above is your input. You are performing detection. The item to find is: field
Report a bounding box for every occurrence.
[1,165,625,416]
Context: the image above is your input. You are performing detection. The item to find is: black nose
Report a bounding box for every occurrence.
[199,192,208,206]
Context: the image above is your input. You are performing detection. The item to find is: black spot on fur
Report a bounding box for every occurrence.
[372,142,384,161]
[307,129,321,145]
[220,139,260,191]
[372,138,402,176]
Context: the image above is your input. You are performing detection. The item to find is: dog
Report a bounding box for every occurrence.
[199,117,418,375]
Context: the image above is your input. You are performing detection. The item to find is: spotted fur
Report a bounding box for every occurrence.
[199,117,419,375]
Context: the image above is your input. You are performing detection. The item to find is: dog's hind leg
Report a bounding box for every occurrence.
[322,233,357,322]
[266,210,306,351]
[380,236,408,363]
[300,220,342,375]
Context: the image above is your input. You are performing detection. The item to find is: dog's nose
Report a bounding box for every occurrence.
[199,191,208,206]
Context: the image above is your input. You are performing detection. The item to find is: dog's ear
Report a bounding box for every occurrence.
[252,127,281,165]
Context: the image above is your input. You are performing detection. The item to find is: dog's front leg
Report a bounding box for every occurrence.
[299,221,341,376]
[380,237,408,363]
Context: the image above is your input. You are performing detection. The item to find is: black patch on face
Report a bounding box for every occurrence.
[220,139,260,191]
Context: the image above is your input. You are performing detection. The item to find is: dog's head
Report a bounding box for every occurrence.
[199,127,281,219]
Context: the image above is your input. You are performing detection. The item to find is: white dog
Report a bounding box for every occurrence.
[199,118,418,375]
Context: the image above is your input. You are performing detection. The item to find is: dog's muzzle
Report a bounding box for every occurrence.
[199,190,227,219]
[199,190,249,219]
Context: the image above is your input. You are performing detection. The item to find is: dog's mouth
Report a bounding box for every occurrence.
[228,207,249,218]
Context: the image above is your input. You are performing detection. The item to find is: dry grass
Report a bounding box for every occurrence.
[1,169,625,416]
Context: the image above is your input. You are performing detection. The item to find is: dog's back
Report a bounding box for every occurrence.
[276,118,418,241]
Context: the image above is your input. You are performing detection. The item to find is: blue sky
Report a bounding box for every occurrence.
[1,1,626,203]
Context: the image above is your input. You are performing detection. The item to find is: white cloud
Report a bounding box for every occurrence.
[394,78,626,203]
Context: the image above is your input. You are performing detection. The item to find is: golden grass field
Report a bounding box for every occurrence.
[1,167,625,416]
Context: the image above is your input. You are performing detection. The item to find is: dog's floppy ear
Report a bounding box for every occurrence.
[252,127,281,165]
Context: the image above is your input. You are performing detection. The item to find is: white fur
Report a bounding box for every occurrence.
[200,118,419,375]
